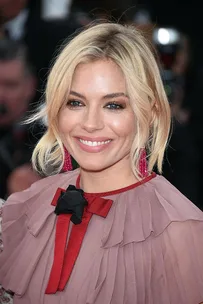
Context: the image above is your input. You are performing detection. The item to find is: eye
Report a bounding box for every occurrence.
[105,102,125,110]
[66,99,84,108]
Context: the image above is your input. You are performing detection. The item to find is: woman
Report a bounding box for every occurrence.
[0,22,203,304]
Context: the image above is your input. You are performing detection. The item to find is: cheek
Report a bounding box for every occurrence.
[58,111,69,134]
[110,113,136,137]
[58,109,77,134]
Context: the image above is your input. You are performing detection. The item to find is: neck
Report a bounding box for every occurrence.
[79,157,138,193]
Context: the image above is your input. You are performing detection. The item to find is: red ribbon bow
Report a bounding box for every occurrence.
[45,187,113,294]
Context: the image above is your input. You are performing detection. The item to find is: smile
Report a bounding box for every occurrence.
[79,139,111,146]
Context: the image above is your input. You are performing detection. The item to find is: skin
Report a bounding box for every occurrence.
[58,59,138,193]
[0,59,35,126]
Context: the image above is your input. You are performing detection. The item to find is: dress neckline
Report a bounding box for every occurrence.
[76,172,156,197]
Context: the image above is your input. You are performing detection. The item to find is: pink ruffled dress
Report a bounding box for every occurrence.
[0,169,203,304]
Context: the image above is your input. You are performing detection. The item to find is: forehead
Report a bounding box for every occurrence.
[0,59,25,79]
[71,60,127,93]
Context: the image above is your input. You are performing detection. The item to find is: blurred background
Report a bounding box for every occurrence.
[0,0,202,210]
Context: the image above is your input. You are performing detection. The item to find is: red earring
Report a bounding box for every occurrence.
[139,148,148,177]
[62,148,73,171]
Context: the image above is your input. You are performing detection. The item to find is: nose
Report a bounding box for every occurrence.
[82,106,104,133]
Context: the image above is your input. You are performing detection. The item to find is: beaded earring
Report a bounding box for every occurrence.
[62,147,148,175]
[62,148,73,171]
[139,148,148,177]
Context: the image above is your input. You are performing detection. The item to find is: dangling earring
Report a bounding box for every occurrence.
[139,148,148,177]
[62,147,73,171]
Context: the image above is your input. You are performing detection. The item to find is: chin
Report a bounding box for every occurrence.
[79,162,109,173]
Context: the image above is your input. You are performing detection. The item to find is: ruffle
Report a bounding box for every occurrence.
[0,170,79,296]
[101,175,203,248]
[1,172,203,303]
[84,176,203,304]
[85,220,203,304]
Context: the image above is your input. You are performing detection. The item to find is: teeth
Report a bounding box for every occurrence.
[79,139,111,146]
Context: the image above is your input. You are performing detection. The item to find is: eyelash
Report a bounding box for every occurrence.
[66,100,83,108]
[66,100,125,110]
[106,102,125,110]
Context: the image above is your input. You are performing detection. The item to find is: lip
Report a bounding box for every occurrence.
[74,137,112,153]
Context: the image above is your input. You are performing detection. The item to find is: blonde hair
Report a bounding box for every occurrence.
[30,22,171,178]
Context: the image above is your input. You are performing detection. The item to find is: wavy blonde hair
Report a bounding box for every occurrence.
[30,22,171,178]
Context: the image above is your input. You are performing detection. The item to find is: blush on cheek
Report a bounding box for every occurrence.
[58,112,70,133]
[110,114,136,138]
[58,109,81,133]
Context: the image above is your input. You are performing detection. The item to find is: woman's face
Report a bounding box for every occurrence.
[58,59,136,172]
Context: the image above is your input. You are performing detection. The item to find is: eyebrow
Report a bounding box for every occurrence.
[69,90,128,99]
